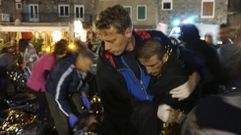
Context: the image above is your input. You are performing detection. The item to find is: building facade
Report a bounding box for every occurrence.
[96,0,159,29]
[0,0,97,25]
[228,0,241,27]
[158,0,228,30]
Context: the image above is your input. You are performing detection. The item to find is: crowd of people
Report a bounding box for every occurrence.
[1,4,241,135]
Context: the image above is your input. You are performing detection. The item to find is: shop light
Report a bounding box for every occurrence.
[74,20,87,42]
[52,31,62,42]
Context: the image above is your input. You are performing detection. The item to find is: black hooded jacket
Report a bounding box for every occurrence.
[96,31,172,135]
[180,24,224,95]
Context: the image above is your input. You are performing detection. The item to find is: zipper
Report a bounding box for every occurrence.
[121,57,149,100]
[140,80,149,100]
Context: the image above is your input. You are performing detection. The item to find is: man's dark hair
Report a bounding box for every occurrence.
[204,33,212,39]
[95,5,132,33]
[18,38,29,52]
[220,23,229,29]
[77,47,96,61]
[53,39,68,55]
[180,24,200,42]
[137,39,165,61]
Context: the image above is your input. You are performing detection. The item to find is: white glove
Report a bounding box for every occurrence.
[157,104,172,122]
[170,72,200,101]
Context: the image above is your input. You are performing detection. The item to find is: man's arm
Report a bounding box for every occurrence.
[170,72,200,101]
[54,66,74,117]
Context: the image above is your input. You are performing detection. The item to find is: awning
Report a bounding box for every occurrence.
[0,25,70,32]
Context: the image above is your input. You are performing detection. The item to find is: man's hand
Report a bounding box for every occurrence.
[81,95,91,109]
[170,72,200,101]
[68,114,79,128]
[157,104,185,123]
[157,104,173,122]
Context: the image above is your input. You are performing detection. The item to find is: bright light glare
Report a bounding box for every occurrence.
[52,31,62,42]
[172,19,181,26]
[74,20,87,42]
[68,43,77,50]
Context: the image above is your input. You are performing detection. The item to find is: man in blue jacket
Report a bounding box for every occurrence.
[45,48,95,135]
[95,5,199,135]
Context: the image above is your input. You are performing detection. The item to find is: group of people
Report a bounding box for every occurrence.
[0,38,38,96]
[94,4,241,135]
[26,39,97,134]
[1,4,241,135]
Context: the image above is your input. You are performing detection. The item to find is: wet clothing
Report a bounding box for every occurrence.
[148,46,202,112]
[180,24,223,95]
[45,56,88,117]
[117,55,153,101]
[96,31,172,135]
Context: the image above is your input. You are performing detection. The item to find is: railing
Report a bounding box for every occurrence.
[0,13,96,25]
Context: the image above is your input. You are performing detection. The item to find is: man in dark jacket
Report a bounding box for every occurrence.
[95,5,198,135]
[0,47,13,97]
[45,48,95,135]
[137,39,201,124]
[179,24,223,96]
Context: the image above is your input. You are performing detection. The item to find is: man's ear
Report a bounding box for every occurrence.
[125,27,132,38]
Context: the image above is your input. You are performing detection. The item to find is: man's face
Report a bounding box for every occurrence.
[218,28,230,42]
[205,36,213,44]
[76,57,93,72]
[98,26,132,56]
[139,54,163,77]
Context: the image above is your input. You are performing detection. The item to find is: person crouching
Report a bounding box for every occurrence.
[45,47,95,135]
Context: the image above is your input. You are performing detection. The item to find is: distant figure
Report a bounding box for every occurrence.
[179,24,223,96]
[217,26,241,94]
[204,34,216,48]
[27,39,68,123]
[18,39,39,78]
[0,47,13,97]
[217,24,233,47]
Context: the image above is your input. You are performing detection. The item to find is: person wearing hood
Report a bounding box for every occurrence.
[179,24,223,96]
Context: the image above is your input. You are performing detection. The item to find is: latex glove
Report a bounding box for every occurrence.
[82,95,91,109]
[157,104,172,122]
[170,72,200,101]
[68,114,79,128]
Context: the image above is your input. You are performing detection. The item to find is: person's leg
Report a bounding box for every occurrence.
[45,92,71,135]
[37,91,44,120]
[37,91,50,121]
[131,102,161,135]
[70,92,84,115]
[0,75,7,98]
